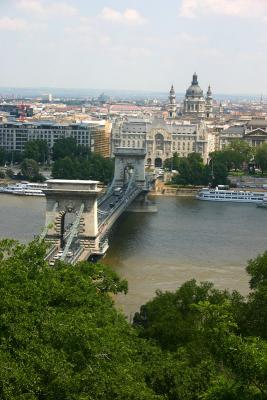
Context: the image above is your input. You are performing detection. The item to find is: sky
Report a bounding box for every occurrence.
[1,0,267,94]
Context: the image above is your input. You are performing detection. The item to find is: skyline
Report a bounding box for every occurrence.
[1,0,267,94]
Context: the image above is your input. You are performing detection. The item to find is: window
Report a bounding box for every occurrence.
[155,133,164,151]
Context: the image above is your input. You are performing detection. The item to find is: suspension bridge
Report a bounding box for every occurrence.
[41,148,156,264]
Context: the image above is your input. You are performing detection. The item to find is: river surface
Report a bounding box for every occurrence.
[0,194,267,317]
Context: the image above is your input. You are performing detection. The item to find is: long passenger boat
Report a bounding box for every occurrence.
[196,188,266,203]
[0,182,46,196]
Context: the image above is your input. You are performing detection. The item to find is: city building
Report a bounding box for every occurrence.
[218,118,267,149]
[0,104,33,119]
[244,118,267,147]
[0,121,95,152]
[90,120,112,158]
[112,117,211,166]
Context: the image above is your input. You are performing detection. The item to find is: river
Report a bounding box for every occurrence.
[0,194,267,317]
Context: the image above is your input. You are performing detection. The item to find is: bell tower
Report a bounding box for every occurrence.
[205,84,213,118]
[168,84,176,119]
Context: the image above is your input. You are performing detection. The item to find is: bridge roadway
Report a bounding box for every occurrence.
[47,177,143,265]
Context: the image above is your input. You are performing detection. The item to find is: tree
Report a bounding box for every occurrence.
[0,147,6,165]
[255,143,267,174]
[212,161,229,186]
[52,154,114,184]
[52,137,88,161]
[24,140,49,164]
[210,150,234,171]
[163,152,180,171]
[227,139,253,170]
[134,277,267,399]
[21,158,43,181]
[244,251,267,339]
[172,152,211,186]
[52,156,78,179]
[0,239,161,400]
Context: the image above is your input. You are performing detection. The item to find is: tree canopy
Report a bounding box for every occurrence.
[52,137,89,161]
[170,152,229,186]
[52,154,114,184]
[255,143,267,174]
[20,158,45,182]
[0,239,159,400]
[24,140,49,164]
[1,239,267,399]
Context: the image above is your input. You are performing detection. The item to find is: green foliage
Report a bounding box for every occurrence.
[134,271,267,399]
[52,154,114,184]
[243,251,267,339]
[211,160,229,186]
[255,143,267,173]
[171,153,209,186]
[24,140,49,164]
[1,239,267,399]
[228,139,253,169]
[0,147,5,165]
[163,152,180,171]
[170,152,228,186]
[20,158,45,182]
[0,149,23,166]
[210,140,253,173]
[51,138,114,183]
[5,168,14,178]
[0,239,161,400]
[52,137,88,161]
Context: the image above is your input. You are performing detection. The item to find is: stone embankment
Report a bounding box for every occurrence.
[151,181,199,197]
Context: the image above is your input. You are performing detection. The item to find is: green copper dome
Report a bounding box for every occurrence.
[186,73,204,97]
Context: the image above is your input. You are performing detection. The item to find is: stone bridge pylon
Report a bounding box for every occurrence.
[113,148,147,188]
[42,180,102,257]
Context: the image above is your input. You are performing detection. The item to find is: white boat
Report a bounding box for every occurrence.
[196,187,266,203]
[257,193,267,208]
[0,182,47,197]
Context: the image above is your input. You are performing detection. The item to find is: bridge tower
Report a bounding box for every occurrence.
[113,148,146,188]
[42,180,102,255]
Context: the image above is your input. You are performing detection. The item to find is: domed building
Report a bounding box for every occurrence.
[183,73,210,117]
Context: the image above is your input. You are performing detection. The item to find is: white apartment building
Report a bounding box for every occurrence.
[0,121,93,152]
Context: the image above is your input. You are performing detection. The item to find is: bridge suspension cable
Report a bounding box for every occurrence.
[38,202,58,243]
[60,203,84,262]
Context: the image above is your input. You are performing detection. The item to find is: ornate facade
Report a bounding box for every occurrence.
[111,118,211,167]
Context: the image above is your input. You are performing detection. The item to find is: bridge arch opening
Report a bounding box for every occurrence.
[123,163,134,184]
[58,207,78,249]
[155,158,162,168]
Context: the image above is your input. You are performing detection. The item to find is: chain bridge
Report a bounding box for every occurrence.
[41,148,156,265]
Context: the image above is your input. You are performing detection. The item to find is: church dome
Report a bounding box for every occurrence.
[186,73,203,97]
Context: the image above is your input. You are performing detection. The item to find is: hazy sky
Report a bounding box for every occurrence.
[1,0,267,94]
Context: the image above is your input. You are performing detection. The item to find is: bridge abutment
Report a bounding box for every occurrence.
[127,191,157,213]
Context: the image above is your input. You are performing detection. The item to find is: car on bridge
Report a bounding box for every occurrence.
[114,187,123,196]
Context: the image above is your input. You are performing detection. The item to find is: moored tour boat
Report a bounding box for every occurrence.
[257,193,267,208]
[196,187,266,204]
[0,182,47,197]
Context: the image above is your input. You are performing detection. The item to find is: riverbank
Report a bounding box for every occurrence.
[152,182,199,196]
[151,188,198,197]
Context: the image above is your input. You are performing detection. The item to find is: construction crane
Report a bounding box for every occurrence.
[18,103,27,121]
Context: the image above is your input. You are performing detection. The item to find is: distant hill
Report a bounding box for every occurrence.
[0,86,264,102]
